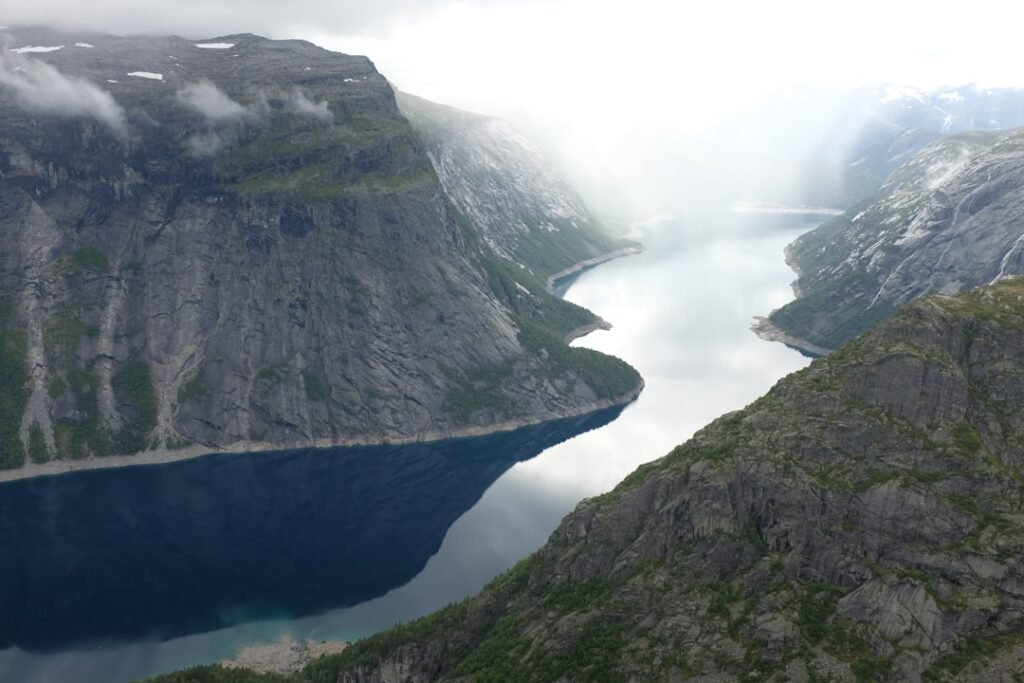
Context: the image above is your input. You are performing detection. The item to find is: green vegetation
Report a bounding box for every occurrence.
[109,358,158,455]
[304,600,471,674]
[797,582,846,644]
[515,316,641,400]
[177,368,209,405]
[303,373,329,402]
[27,421,49,464]
[54,365,102,459]
[0,301,28,469]
[442,363,513,421]
[69,246,110,273]
[218,115,427,201]
[923,633,1024,680]
[141,666,286,683]
[45,317,98,359]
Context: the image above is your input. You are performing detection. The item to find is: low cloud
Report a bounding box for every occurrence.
[286,90,332,122]
[177,79,248,121]
[0,52,127,135]
[177,81,334,156]
[185,129,228,156]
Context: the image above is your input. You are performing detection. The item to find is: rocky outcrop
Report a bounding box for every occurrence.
[0,27,641,473]
[764,128,1024,353]
[184,278,1024,683]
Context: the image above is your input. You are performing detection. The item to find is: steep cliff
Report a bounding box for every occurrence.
[0,27,641,474]
[762,128,1024,353]
[167,277,1024,682]
[395,92,636,281]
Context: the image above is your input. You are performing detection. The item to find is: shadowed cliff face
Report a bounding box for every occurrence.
[0,27,641,472]
[0,405,623,650]
[253,278,1024,683]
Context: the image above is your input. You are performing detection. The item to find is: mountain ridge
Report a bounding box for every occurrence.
[761,127,1024,354]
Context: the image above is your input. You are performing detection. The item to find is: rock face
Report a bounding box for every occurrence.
[765,128,1024,353]
[191,278,1024,683]
[0,27,641,472]
[396,92,633,279]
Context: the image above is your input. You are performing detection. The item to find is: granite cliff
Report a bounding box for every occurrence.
[396,92,636,280]
[0,27,641,475]
[762,128,1024,354]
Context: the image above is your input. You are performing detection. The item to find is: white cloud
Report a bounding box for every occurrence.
[286,90,332,121]
[177,79,248,120]
[0,52,127,135]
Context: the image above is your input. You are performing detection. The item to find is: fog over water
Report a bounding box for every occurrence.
[0,211,817,683]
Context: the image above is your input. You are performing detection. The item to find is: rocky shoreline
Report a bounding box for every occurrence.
[750,316,831,357]
[0,245,646,485]
[0,378,644,484]
[562,318,612,344]
[221,635,348,675]
[751,235,832,357]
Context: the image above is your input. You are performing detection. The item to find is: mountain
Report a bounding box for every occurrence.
[761,127,1024,353]
[612,83,1024,215]
[808,84,1024,208]
[0,27,641,476]
[395,92,637,282]
[149,277,1024,682]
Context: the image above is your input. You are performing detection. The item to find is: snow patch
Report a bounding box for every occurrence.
[106,79,118,83]
[195,42,235,49]
[74,42,95,48]
[12,45,64,53]
[880,85,925,104]
[127,71,164,81]
[938,91,963,103]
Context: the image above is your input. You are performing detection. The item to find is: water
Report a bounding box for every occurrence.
[0,211,818,682]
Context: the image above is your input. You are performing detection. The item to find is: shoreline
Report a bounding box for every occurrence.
[750,224,833,358]
[563,318,612,344]
[750,316,832,358]
[545,245,644,293]
[0,246,646,485]
[222,635,348,676]
[0,380,644,485]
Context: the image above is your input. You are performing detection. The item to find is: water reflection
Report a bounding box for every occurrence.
[0,211,819,682]
[0,407,623,652]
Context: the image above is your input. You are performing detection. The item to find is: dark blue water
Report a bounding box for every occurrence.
[0,408,621,652]
[0,212,818,682]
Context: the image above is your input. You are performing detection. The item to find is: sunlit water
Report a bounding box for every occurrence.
[0,212,819,682]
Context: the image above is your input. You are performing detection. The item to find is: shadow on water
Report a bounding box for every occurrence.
[0,406,624,652]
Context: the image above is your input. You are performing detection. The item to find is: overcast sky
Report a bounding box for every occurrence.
[5,0,1024,215]
[6,0,1024,130]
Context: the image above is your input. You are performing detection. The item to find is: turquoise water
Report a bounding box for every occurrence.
[0,211,818,682]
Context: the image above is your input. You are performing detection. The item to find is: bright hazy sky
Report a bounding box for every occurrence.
[314,0,1024,133]
[6,0,1024,133]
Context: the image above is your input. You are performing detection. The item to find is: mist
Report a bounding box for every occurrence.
[5,0,1024,219]
[0,51,126,135]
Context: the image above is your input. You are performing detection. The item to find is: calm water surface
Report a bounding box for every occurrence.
[0,212,818,682]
